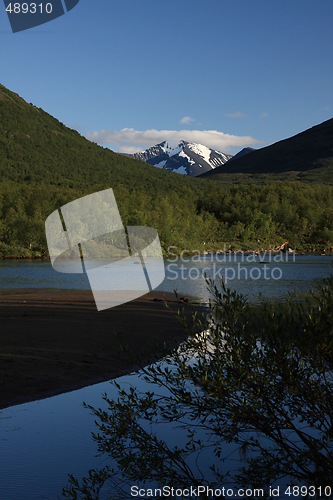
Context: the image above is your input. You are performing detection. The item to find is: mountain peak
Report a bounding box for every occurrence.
[128,140,233,176]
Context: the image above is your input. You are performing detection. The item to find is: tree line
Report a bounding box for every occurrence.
[1,180,333,258]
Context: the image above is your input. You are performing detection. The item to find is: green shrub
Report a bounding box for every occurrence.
[62,274,333,499]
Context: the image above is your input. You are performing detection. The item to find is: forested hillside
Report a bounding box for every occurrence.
[1,181,333,257]
[0,84,202,193]
[1,84,333,258]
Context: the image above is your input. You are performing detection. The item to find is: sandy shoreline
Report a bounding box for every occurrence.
[0,288,202,410]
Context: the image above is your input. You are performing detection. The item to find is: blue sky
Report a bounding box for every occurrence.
[1,0,332,155]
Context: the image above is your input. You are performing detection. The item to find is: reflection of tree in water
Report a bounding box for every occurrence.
[62,275,333,498]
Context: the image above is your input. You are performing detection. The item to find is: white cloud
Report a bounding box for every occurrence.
[85,128,265,153]
[180,116,195,124]
[224,111,248,118]
[260,112,269,119]
[118,145,142,154]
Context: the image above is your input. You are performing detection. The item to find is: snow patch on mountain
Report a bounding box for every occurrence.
[175,166,188,175]
[187,142,211,164]
[162,141,183,157]
[179,150,195,165]
[154,160,167,169]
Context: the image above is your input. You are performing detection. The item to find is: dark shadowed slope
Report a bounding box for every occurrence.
[200,118,333,179]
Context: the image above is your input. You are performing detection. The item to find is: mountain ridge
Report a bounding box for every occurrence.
[126,140,233,176]
[1,82,332,188]
[227,147,255,162]
[199,118,333,179]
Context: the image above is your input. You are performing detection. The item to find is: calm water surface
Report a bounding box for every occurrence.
[1,255,332,499]
[0,253,332,301]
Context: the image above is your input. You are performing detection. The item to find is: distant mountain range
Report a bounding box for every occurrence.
[1,82,332,188]
[200,118,333,179]
[125,140,233,176]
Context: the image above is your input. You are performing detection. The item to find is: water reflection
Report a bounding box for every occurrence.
[1,256,332,498]
[0,377,131,500]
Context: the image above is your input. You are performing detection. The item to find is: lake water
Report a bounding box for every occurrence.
[1,255,332,499]
[0,252,332,302]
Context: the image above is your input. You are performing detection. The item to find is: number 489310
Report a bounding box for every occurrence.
[6,3,53,14]
[285,486,332,497]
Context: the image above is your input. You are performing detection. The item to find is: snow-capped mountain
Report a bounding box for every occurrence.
[127,140,233,176]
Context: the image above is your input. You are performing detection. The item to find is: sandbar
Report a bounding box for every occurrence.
[0,288,202,409]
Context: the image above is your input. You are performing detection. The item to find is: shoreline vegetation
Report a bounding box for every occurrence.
[1,249,333,260]
[1,181,333,260]
[60,276,333,496]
